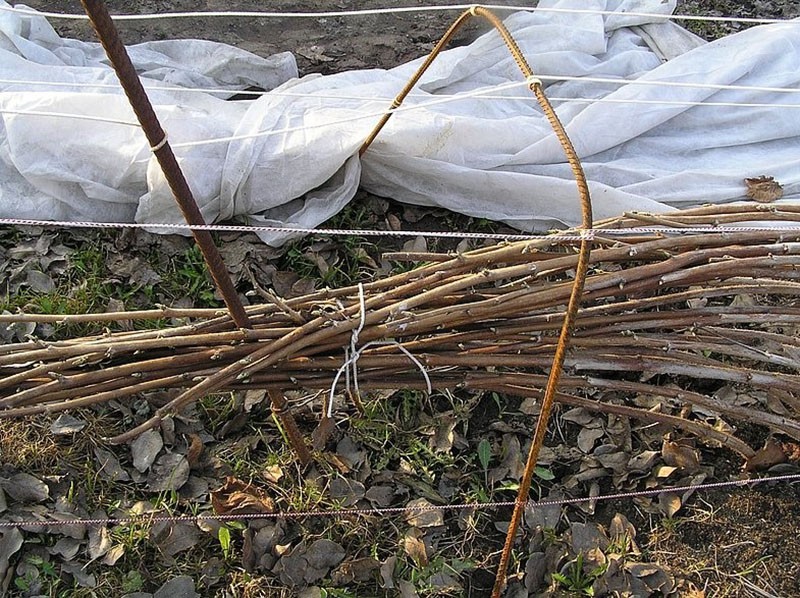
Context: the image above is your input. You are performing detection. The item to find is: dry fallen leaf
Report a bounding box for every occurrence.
[681,583,706,598]
[151,519,201,559]
[185,433,205,469]
[263,464,283,484]
[94,447,131,483]
[1,472,50,503]
[578,426,605,453]
[152,575,200,598]
[336,435,367,472]
[744,175,783,203]
[525,490,563,531]
[0,527,23,581]
[569,521,609,554]
[488,433,525,484]
[147,453,190,492]
[131,428,163,473]
[50,537,81,560]
[405,498,444,528]
[429,414,457,453]
[608,513,639,556]
[658,492,682,518]
[365,485,395,507]
[661,440,700,473]
[50,414,87,435]
[398,580,420,598]
[380,555,397,589]
[403,528,428,568]
[329,477,366,507]
[332,556,381,585]
[88,522,112,561]
[782,441,800,462]
[211,477,275,516]
[62,561,97,588]
[744,438,787,472]
[102,544,125,566]
[627,562,675,594]
[276,539,346,586]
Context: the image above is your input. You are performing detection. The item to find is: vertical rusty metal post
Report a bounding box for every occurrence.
[80,0,252,329]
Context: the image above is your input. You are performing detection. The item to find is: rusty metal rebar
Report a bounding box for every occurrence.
[79,0,252,329]
[358,6,593,594]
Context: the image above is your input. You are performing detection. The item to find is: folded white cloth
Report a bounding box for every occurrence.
[0,0,797,245]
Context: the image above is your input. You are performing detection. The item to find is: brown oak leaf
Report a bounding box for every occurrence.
[211,477,275,516]
[744,175,783,203]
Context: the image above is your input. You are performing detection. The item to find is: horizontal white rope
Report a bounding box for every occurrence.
[1,472,798,529]
[165,72,800,149]
[170,78,534,148]
[156,74,796,149]
[0,218,545,240]
[3,3,798,26]
[2,217,800,241]
[537,74,800,95]
[0,107,138,126]
[0,96,796,158]
[2,76,799,103]
[0,77,794,156]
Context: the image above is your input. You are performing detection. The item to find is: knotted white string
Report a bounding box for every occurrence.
[328,283,431,418]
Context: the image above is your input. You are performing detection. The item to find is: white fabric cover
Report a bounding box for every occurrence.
[0,1,797,245]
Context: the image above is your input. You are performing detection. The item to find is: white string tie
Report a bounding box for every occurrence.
[526,75,542,89]
[0,4,795,27]
[349,283,367,400]
[150,133,168,152]
[329,283,431,418]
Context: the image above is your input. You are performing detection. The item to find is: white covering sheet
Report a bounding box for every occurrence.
[0,1,797,245]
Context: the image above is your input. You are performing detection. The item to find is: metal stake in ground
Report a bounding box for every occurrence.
[79,0,252,330]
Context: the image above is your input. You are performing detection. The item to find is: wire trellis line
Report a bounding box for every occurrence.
[2,80,799,111]
[0,472,797,530]
[3,3,799,26]
[3,217,800,241]
[4,73,800,98]
[2,73,796,151]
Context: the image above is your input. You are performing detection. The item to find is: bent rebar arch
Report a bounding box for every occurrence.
[359,7,593,596]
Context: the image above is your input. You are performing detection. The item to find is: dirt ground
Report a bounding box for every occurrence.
[4,1,800,597]
[33,0,508,73]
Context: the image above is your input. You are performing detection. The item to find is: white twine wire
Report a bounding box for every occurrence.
[1,3,797,25]
[0,74,795,150]
[0,74,800,101]
[0,107,138,126]
[168,78,528,149]
[536,74,800,96]
[0,218,549,240]
[0,471,798,529]
[3,218,800,241]
[329,283,431,418]
[350,282,368,401]
[147,75,800,150]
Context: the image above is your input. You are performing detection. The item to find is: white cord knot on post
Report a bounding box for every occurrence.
[150,133,168,152]
[526,75,543,90]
